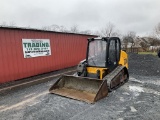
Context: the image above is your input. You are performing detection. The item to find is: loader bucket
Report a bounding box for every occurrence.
[49,75,108,103]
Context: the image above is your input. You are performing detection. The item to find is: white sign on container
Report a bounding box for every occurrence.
[22,39,51,58]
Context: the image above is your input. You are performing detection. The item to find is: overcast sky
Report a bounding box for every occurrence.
[0,0,160,36]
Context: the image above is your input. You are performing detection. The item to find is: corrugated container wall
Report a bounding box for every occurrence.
[0,27,96,83]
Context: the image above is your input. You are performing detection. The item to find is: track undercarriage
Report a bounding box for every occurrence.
[104,66,129,91]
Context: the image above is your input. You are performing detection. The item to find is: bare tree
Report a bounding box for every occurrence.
[80,30,92,35]
[101,22,120,37]
[122,36,130,49]
[127,31,136,39]
[1,21,7,26]
[122,31,136,49]
[58,25,67,32]
[139,42,149,51]
[41,26,52,31]
[70,25,79,33]
[41,24,68,32]
[154,22,160,39]
[149,37,160,48]
[0,21,17,27]
[50,24,60,31]
[93,30,100,36]
[9,21,16,27]
[27,25,31,28]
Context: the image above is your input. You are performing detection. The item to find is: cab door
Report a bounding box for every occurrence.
[107,38,120,70]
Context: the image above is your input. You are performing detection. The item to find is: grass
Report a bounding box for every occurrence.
[138,52,157,56]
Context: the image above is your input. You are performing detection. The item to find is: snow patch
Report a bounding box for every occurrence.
[0,105,6,109]
[130,77,144,84]
[129,86,144,92]
[120,97,124,101]
[117,118,123,120]
[130,106,137,112]
[122,92,130,95]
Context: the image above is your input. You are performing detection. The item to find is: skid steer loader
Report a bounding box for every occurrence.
[49,37,129,103]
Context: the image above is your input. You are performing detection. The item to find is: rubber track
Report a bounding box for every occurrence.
[103,66,128,91]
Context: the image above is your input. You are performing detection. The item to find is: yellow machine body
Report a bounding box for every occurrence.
[49,37,129,103]
[86,67,108,80]
[119,50,128,69]
[86,50,128,80]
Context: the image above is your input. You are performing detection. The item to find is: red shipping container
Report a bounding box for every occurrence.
[0,27,97,83]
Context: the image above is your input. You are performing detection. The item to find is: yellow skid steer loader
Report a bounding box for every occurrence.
[49,37,129,103]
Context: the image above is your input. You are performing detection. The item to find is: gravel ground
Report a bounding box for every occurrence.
[0,53,160,120]
[129,53,160,77]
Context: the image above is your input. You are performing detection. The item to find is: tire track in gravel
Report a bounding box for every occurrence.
[0,91,48,112]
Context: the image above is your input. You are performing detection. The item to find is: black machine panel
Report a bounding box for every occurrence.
[107,37,121,71]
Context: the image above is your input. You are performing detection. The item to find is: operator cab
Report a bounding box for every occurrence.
[86,37,121,70]
[77,37,121,79]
